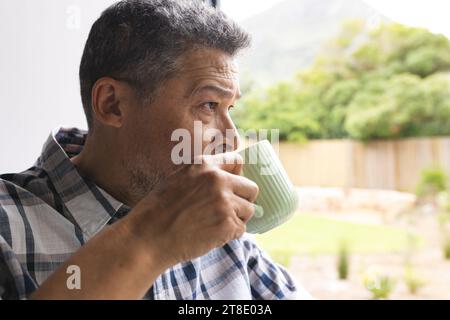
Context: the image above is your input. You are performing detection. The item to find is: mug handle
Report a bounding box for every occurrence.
[252,203,264,218]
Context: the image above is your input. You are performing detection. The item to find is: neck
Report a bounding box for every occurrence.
[71,134,136,207]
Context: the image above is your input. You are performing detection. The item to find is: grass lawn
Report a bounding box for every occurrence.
[255,213,423,267]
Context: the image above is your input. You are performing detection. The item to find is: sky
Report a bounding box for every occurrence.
[221,0,450,38]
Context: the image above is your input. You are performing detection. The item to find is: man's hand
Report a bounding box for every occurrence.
[30,152,258,299]
[125,152,259,269]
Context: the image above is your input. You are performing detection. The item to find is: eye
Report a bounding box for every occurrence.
[228,105,235,111]
[201,102,219,112]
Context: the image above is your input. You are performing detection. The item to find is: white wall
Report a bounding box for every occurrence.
[0,0,116,173]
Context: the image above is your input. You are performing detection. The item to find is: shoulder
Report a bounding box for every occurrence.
[0,166,53,208]
[0,167,58,240]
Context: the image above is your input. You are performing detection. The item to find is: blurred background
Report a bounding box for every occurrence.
[1,0,450,299]
[224,0,450,300]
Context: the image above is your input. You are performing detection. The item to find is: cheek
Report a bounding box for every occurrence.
[148,107,194,164]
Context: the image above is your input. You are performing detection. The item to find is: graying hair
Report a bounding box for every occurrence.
[79,0,251,130]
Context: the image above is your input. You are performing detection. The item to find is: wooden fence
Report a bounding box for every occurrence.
[278,137,450,192]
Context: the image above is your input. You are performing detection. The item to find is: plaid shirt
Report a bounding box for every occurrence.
[0,127,309,300]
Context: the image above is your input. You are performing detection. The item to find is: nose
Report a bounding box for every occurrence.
[216,112,241,152]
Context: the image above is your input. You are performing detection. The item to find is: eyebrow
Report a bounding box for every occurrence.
[192,84,242,100]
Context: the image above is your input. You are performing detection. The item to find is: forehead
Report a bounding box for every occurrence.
[176,48,239,85]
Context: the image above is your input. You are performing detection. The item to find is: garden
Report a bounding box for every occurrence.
[234,21,450,299]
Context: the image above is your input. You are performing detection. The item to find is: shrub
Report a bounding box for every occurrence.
[362,266,396,299]
[337,240,350,280]
[442,236,450,260]
[416,167,448,198]
[404,265,426,295]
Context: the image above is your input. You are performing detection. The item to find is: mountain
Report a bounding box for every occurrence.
[237,0,387,87]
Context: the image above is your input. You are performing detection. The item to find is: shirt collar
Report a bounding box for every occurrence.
[36,126,127,238]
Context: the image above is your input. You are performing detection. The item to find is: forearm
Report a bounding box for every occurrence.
[29,216,166,300]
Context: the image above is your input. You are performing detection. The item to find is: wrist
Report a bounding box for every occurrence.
[118,210,173,274]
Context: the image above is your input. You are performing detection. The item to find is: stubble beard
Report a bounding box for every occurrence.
[122,152,169,203]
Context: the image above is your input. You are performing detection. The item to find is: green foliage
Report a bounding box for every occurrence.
[416,167,448,197]
[337,240,350,280]
[363,273,396,300]
[232,82,323,141]
[233,21,450,141]
[437,191,450,213]
[404,264,426,295]
[442,236,450,260]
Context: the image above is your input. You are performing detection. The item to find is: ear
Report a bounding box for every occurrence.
[91,77,129,128]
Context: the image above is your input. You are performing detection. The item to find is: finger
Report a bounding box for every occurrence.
[229,207,247,240]
[233,222,246,240]
[202,152,243,175]
[223,171,259,203]
[231,194,255,223]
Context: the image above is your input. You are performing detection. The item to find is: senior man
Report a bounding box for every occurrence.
[0,0,310,299]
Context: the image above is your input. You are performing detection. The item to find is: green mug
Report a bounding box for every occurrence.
[238,140,299,234]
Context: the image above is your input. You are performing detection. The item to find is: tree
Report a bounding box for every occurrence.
[233,21,450,141]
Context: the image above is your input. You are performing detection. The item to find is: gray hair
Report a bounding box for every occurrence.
[79,0,251,129]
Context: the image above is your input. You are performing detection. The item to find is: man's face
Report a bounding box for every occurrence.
[119,48,242,198]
